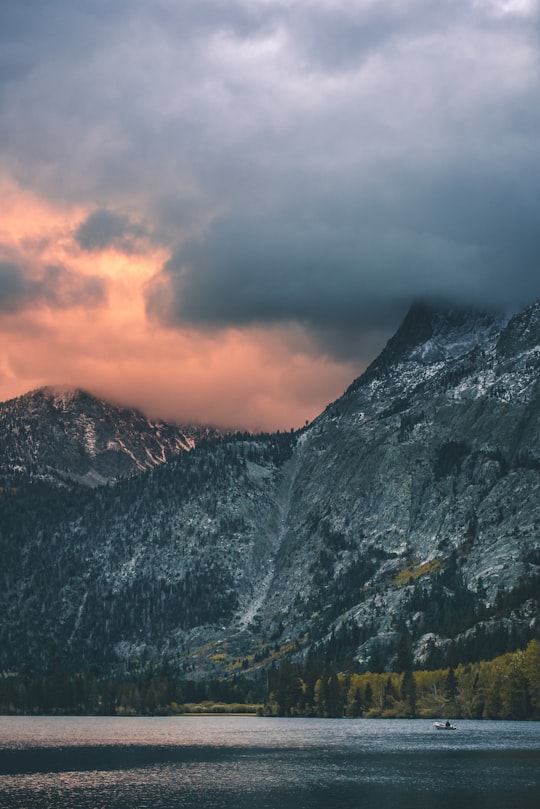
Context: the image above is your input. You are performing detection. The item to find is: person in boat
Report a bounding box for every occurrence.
[445,720,451,728]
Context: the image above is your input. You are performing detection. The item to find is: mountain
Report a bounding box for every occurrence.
[1,301,539,680]
[0,385,219,486]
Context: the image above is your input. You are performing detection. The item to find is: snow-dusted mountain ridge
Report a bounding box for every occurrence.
[1,299,539,678]
[0,385,219,486]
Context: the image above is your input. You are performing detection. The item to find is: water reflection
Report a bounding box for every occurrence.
[0,717,539,809]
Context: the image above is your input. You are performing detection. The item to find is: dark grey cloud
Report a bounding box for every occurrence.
[2,0,540,358]
[75,209,146,252]
[146,151,540,357]
[0,259,106,313]
[147,212,405,326]
[147,227,407,360]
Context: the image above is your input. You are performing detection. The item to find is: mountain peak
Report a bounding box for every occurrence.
[2,298,540,681]
[16,385,100,413]
[358,300,503,386]
[376,300,437,364]
[40,384,88,403]
[497,298,540,358]
[0,386,217,486]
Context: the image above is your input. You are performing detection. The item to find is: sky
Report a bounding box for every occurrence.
[1,0,540,431]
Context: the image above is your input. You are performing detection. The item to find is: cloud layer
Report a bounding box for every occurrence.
[1,0,540,427]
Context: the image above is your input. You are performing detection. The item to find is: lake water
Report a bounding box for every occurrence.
[0,716,539,809]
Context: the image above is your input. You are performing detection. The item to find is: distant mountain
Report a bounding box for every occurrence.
[1,301,539,680]
[0,385,219,486]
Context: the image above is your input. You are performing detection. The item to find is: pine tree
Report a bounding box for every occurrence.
[444,666,458,704]
[401,669,417,717]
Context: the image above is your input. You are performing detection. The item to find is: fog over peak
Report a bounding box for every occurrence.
[1,0,540,426]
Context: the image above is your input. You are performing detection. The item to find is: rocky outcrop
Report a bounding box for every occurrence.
[1,300,539,677]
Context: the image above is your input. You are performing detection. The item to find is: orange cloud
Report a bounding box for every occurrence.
[0,182,363,430]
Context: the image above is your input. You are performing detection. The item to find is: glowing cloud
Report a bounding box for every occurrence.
[1,1,540,428]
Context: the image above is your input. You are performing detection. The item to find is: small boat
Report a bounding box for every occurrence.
[434,721,456,730]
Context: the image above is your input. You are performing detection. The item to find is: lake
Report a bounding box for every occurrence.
[0,716,539,809]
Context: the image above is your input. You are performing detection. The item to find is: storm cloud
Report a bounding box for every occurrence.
[2,0,540,422]
[75,209,146,253]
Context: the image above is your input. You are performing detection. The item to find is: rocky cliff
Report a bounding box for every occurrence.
[1,300,539,678]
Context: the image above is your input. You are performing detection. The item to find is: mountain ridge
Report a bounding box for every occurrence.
[0,384,221,487]
[1,299,539,680]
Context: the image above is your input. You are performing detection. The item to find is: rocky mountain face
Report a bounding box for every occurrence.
[0,386,218,486]
[1,300,539,680]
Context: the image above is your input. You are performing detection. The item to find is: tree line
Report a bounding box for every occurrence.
[265,640,540,719]
[1,640,539,720]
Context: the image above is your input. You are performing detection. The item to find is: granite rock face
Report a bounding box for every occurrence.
[1,301,539,676]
